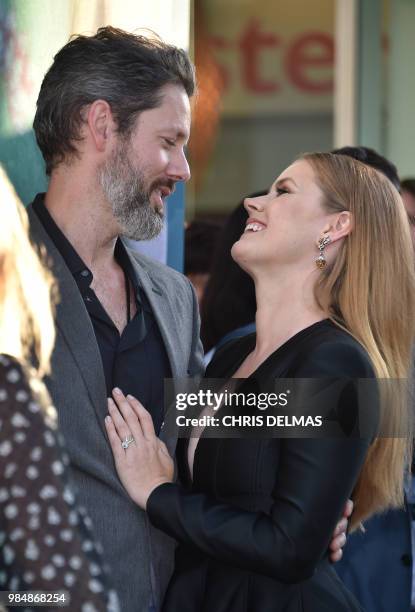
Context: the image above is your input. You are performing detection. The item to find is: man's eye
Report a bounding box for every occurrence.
[163,138,176,146]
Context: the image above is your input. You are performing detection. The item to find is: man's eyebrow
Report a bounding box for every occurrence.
[157,128,189,140]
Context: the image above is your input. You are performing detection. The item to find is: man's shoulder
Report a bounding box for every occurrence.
[26,200,48,243]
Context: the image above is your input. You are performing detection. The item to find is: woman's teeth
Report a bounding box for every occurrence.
[245,223,265,232]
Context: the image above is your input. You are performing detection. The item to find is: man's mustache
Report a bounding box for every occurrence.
[149,179,176,195]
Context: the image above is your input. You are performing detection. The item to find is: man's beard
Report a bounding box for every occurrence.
[98,141,166,241]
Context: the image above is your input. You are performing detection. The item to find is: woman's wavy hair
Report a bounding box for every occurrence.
[301,152,415,529]
[0,167,55,375]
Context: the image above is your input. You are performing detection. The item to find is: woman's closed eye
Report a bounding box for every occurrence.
[276,187,289,196]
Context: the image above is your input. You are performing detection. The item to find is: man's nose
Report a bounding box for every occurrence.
[168,150,191,182]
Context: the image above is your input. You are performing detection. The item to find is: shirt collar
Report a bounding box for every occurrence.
[32,193,87,279]
[31,193,141,297]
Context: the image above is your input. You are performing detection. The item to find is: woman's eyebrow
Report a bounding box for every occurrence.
[275,177,297,188]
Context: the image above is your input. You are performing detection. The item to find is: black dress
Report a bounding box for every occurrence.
[0,355,119,611]
[147,320,377,612]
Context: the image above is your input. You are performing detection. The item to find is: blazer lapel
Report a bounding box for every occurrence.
[125,250,184,381]
[28,207,108,431]
[124,248,192,450]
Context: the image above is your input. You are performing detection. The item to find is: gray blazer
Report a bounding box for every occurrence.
[27,206,205,612]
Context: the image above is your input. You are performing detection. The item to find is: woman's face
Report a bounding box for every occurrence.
[231,160,331,275]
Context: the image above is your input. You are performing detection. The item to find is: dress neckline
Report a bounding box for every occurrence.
[186,319,334,484]
[221,319,333,381]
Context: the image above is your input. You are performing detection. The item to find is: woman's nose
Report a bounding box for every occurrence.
[244,195,265,214]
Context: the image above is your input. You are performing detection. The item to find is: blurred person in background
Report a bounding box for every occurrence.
[200,193,263,364]
[0,166,119,610]
[401,178,415,246]
[105,152,415,611]
[333,145,413,612]
[331,146,401,191]
[184,221,220,305]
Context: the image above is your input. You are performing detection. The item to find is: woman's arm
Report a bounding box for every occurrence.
[106,341,377,583]
[107,394,367,583]
[146,436,369,583]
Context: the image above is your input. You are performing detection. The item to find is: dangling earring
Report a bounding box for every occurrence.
[315,236,331,269]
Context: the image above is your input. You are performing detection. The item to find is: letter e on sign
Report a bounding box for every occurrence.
[285,32,333,93]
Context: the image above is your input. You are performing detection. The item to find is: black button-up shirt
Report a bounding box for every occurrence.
[32,194,171,434]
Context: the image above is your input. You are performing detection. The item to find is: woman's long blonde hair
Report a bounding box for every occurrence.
[0,166,55,376]
[301,152,415,529]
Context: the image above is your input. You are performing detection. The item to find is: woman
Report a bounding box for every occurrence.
[105,153,415,611]
[0,167,119,611]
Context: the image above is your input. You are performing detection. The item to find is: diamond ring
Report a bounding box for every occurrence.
[121,435,135,450]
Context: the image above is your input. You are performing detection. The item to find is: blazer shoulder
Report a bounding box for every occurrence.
[125,246,192,292]
[26,202,52,249]
[292,329,376,379]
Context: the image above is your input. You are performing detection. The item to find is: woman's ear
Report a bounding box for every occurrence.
[320,211,353,245]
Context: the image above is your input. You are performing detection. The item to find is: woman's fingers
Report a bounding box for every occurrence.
[330,549,343,563]
[104,415,124,463]
[333,517,348,537]
[329,531,347,552]
[108,398,132,440]
[104,393,173,510]
[111,388,144,441]
[344,499,354,518]
[125,393,156,440]
[108,398,142,448]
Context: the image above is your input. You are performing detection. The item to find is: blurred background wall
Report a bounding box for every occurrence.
[190,0,415,222]
[1,0,414,269]
[190,0,334,218]
[0,0,190,269]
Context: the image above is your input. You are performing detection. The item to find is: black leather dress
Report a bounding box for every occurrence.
[148,320,377,611]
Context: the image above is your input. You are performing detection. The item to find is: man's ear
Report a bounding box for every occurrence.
[86,100,115,153]
[320,211,353,245]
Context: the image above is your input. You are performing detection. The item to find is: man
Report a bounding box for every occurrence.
[28,27,347,612]
[29,27,203,612]
[333,146,413,612]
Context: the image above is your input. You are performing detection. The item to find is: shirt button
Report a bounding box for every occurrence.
[81,269,90,277]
